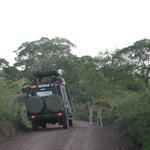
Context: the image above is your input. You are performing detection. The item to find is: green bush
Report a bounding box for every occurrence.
[0,77,30,137]
[108,90,150,150]
[73,102,89,121]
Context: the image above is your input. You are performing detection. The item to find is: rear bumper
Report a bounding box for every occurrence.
[29,113,64,124]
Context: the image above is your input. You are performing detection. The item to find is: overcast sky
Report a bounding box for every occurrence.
[0,0,150,65]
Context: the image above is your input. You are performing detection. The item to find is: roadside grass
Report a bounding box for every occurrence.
[0,77,30,137]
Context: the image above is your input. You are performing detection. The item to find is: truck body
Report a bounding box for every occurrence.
[26,71,73,130]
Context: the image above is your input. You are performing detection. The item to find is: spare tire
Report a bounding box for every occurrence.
[27,96,43,114]
[45,95,63,112]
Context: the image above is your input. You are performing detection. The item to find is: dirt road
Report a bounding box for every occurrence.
[0,121,132,150]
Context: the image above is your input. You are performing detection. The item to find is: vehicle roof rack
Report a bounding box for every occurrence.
[33,71,60,77]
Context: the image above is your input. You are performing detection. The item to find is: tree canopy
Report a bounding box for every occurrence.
[0,58,9,70]
[14,37,76,72]
[115,39,150,87]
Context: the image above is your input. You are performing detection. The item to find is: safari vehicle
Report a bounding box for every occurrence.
[26,71,73,130]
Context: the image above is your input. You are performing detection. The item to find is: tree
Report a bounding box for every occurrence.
[116,39,150,88]
[56,55,106,103]
[0,58,9,70]
[3,66,22,81]
[14,37,76,73]
[66,55,106,103]
[95,50,143,92]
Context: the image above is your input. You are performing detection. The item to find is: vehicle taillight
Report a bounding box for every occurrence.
[29,84,37,90]
[31,115,38,120]
[56,112,63,117]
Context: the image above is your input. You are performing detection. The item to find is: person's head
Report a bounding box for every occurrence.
[57,69,63,75]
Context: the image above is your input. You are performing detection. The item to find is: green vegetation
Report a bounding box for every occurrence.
[107,90,150,149]
[0,37,149,149]
[0,78,30,137]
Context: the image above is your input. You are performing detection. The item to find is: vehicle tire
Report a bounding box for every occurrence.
[31,121,38,131]
[63,114,69,129]
[69,118,73,127]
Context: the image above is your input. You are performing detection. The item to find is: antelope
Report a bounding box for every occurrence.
[89,101,112,126]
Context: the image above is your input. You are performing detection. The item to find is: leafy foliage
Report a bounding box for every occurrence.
[14,37,76,73]
[115,39,150,88]
[0,58,9,70]
[0,78,30,136]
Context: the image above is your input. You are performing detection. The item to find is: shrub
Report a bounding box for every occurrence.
[0,77,30,137]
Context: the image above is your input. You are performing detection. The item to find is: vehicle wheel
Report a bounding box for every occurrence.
[31,121,38,131]
[63,114,69,129]
[69,118,73,127]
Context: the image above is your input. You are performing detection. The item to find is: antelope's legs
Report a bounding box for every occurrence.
[89,111,93,124]
[99,110,103,126]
